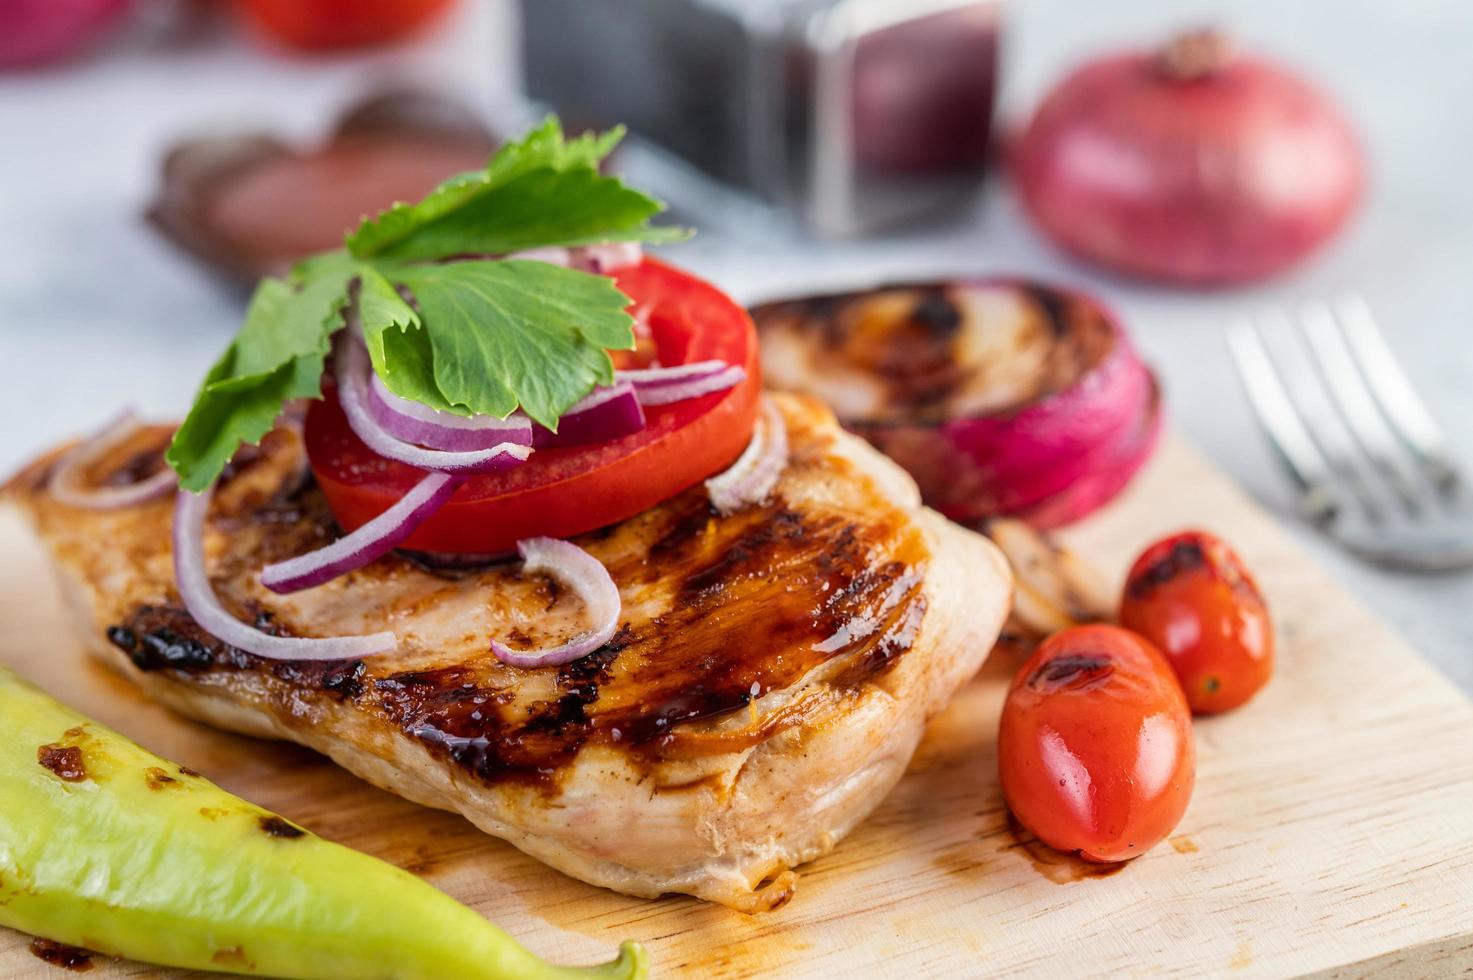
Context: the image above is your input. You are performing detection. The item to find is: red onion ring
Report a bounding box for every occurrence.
[49,410,176,509]
[173,487,397,660]
[367,373,533,451]
[706,396,788,515]
[921,331,1153,516]
[490,537,622,669]
[615,359,730,387]
[531,381,646,448]
[363,337,733,455]
[1011,374,1163,528]
[260,472,466,593]
[337,338,532,474]
[628,365,746,407]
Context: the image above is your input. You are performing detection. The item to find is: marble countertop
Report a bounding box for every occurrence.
[2,0,1469,690]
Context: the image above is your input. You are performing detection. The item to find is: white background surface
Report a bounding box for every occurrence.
[2,0,1470,689]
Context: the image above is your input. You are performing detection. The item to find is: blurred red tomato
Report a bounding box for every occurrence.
[235,0,455,51]
[0,0,131,69]
[999,625,1195,863]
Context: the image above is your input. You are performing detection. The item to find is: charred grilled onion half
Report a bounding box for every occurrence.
[752,279,1161,528]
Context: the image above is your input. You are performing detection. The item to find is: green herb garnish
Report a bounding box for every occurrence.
[166,117,685,492]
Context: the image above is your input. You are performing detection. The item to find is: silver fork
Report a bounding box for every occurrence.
[1227,294,1473,573]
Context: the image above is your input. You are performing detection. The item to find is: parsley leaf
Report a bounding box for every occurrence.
[346,118,686,262]
[356,264,460,415]
[389,260,636,427]
[166,262,353,490]
[356,264,419,343]
[167,116,681,488]
[485,117,623,183]
[167,353,326,492]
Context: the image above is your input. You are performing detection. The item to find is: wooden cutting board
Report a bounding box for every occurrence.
[3,437,1473,978]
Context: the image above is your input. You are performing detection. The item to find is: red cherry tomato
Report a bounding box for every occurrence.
[1120,530,1274,714]
[235,0,455,50]
[306,257,761,554]
[999,624,1195,863]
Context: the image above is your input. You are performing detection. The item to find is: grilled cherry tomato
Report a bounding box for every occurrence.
[1120,530,1274,714]
[236,0,455,51]
[306,257,762,554]
[999,624,1195,863]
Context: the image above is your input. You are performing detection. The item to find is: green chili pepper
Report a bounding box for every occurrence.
[0,666,648,979]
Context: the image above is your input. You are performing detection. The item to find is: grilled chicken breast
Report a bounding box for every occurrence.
[5,393,1010,911]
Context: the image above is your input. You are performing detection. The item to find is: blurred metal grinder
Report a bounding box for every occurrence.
[519,0,1001,238]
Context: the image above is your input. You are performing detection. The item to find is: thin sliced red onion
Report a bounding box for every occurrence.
[490,537,621,669]
[615,359,730,387]
[706,396,788,515]
[338,339,532,474]
[174,487,396,660]
[533,381,645,448]
[631,365,746,407]
[48,410,176,509]
[260,472,465,594]
[368,373,532,451]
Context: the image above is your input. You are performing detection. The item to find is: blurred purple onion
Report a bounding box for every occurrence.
[0,0,132,69]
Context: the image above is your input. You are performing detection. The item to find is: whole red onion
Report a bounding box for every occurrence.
[0,0,131,69]
[1013,30,1364,285]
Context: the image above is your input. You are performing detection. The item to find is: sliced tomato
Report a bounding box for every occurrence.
[305,257,762,554]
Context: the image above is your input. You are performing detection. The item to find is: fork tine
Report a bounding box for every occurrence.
[1334,293,1465,499]
[1298,301,1426,514]
[1257,311,1391,523]
[1226,321,1339,524]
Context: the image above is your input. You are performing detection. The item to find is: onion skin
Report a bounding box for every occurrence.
[1008,373,1162,528]
[1014,34,1363,285]
[856,351,1160,530]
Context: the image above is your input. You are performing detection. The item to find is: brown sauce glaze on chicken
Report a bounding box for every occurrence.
[23,403,929,793]
[6,394,1009,909]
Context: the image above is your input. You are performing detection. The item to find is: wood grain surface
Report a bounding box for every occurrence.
[3,437,1472,978]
